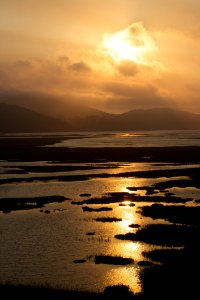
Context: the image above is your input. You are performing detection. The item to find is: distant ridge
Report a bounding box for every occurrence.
[0,91,109,124]
[74,107,200,131]
[1,92,200,132]
[0,103,72,133]
[115,108,200,130]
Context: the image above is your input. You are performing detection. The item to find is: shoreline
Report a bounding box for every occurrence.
[1,136,200,163]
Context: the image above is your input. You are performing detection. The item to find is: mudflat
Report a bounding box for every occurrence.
[1,135,200,299]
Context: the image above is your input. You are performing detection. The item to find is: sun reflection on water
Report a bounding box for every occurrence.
[99,196,145,294]
[121,200,132,205]
[118,207,141,231]
[103,265,142,294]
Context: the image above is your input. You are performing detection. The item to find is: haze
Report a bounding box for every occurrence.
[0,0,200,113]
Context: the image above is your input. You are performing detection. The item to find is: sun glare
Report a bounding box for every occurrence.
[101,23,156,65]
[102,33,141,63]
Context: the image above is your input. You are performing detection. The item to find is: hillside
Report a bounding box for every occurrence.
[1,92,200,132]
[0,91,109,125]
[75,108,200,131]
[0,103,72,133]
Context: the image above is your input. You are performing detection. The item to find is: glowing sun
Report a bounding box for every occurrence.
[101,23,156,65]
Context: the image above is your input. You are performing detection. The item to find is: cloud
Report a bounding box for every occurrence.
[0,55,97,99]
[0,55,176,114]
[15,60,32,68]
[58,56,69,64]
[127,22,155,49]
[186,83,200,94]
[0,19,199,114]
[103,81,158,98]
[101,22,157,65]
[117,60,139,76]
[101,81,171,112]
[68,61,91,73]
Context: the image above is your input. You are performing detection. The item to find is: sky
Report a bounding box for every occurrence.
[0,0,200,113]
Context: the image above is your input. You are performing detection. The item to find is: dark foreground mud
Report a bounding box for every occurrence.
[0,195,68,213]
[1,136,200,163]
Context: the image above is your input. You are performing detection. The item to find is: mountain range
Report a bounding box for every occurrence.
[1,92,200,132]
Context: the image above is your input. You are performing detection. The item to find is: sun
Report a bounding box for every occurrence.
[101,23,156,65]
[102,32,141,63]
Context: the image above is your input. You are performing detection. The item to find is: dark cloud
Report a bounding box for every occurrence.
[0,57,94,94]
[103,81,158,98]
[117,60,139,77]
[102,81,171,112]
[58,56,69,64]
[128,23,146,47]
[68,61,91,73]
[186,83,200,93]
[104,95,171,112]
[15,60,32,68]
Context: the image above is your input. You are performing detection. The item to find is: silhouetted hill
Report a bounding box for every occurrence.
[0,103,72,133]
[77,108,200,131]
[117,108,200,130]
[1,91,200,132]
[0,91,109,125]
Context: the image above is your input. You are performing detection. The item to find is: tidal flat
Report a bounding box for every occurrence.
[1,133,200,299]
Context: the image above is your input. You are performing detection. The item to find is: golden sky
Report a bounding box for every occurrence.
[0,0,200,113]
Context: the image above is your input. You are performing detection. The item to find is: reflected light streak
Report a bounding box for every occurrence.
[100,181,145,293]
[117,205,141,234]
[120,133,147,137]
[119,186,133,193]
[103,266,142,294]
[119,241,145,261]
[121,200,132,205]
[119,210,135,229]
